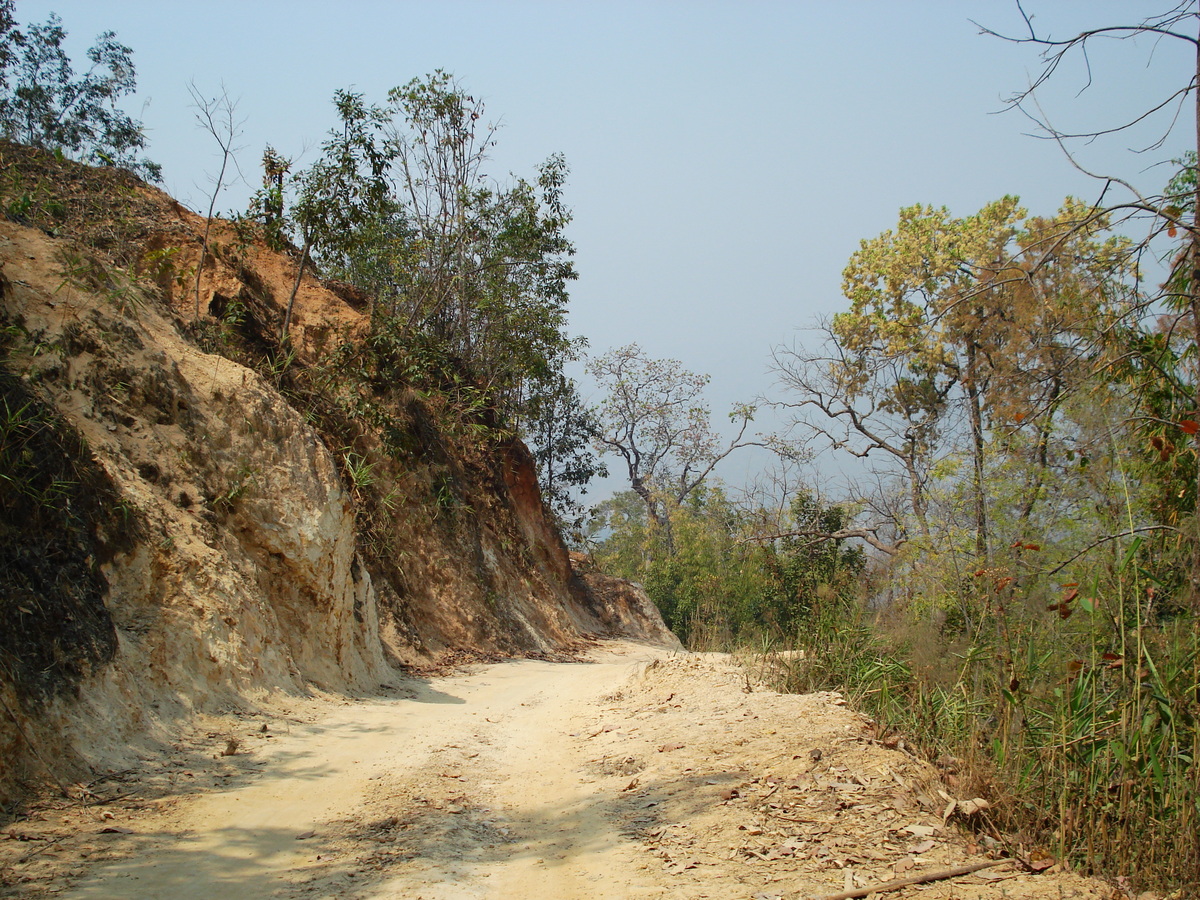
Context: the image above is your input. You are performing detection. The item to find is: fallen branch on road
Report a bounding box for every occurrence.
[809,858,1016,900]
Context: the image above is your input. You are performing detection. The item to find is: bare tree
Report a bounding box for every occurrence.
[979,3,1199,353]
[731,456,905,557]
[770,322,952,541]
[588,343,756,544]
[188,82,244,320]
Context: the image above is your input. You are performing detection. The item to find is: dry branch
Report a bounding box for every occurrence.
[739,525,903,557]
[808,858,1015,900]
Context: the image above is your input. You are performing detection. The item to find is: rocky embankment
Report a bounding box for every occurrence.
[0,147,677,805]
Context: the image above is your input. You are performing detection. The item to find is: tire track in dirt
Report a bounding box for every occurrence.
[7,643,1111,900]
[46,642,666,899]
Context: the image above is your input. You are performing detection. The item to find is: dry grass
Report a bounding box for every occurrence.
[750,596,1200,897]
[0,140,187,267]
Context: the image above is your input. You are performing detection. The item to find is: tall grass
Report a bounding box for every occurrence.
[760,585,1200,895]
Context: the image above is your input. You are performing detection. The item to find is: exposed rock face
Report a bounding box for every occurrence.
[502,440,573,589]
[0,159,677,804]
[0,221,389,800]
[568,554,684,650]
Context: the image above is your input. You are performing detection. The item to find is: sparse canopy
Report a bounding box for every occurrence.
[588,343,755,536]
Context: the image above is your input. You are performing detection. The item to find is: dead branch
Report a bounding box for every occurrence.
[740,525,903,557]
[187,82,244,319]
[976,3,1199,186]
[976,4,1198,103]
[808,858,1016,900]
[1046,524,1181,575]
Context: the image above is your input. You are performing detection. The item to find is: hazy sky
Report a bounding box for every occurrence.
[15,1,1193,494]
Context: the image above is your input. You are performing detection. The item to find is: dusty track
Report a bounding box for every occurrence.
[2,643,1109,899]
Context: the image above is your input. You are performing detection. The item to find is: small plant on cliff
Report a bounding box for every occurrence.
[342,452,375,493]
[55,247,151,312]
[0,0,159,180]
[0,166,64,224]
[211,462,257,514]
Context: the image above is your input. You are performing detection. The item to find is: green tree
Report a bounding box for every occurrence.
[380,73,581,418]
[0,1,158,179]
[521,369,606,529]
[758,490,865,625]
[247,145,292,251]
[590,485,864,646]
[590,486,756,644]
[282,89,395,342]
[243,75,604,509]
[268,74,584,431]
[585,489,649,571]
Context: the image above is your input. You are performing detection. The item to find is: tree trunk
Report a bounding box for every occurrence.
[280,239,310,345]
[631,476,674,555]
[1017,396,1056,526]
[904,451,929,538]
[965,332,989,562]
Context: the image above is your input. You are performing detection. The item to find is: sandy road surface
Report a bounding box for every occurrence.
[45,642,665,899]
[4,643,1110,900]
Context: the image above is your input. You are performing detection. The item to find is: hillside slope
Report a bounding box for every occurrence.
[0,146,677,805]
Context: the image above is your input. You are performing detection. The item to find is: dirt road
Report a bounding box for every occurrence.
[3,643,1109,899]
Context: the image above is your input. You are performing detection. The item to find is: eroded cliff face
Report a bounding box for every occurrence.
[0,149,676,804]
[0,220,390,800]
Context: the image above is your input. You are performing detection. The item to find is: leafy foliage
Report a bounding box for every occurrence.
[243,75,594,509]
[278,89,394,341]
[589,486,863,647]
[522,369,605,528]
[0,1,158,180]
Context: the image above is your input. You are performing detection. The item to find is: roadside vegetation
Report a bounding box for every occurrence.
[584,7,1200,895]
